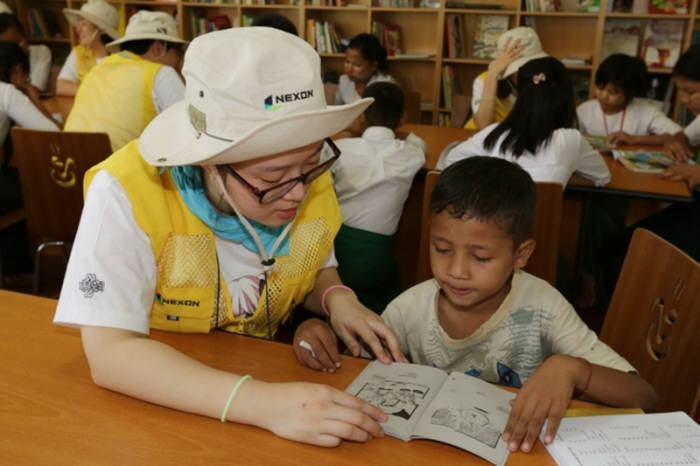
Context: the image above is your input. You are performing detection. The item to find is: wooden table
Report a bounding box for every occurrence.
[0,290,601,465]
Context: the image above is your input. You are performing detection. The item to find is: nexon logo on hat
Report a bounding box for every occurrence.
[264,89,314,111]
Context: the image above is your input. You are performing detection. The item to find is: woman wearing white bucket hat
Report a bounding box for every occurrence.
[465,27,547,130]
[0,3,52,92]
[56,0,122,96]
[64,10,186,151]
[55,27,406,446]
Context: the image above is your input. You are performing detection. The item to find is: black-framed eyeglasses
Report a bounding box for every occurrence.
[224,138,341,204]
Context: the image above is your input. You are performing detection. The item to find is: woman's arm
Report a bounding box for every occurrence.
[82,325,387,447]
[7,83,61,130]
[303,267,405,364]
[472,38,522,130]
[55,79,79,97]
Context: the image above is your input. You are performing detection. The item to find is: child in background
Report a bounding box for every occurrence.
[465,27,546,130]
[56,0,122,96]
[330,82,426,314]
[64,11,186,151]
[335,33,393,105]
[441,57,610,187]
[665,44,700,165]
[0,3,51,92]
[577,54,681,146]
[294,157,656,451]
[251,14,298,35]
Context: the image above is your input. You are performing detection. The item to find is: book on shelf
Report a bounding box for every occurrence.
[576,0,600,12]
[524,0,561,11]
[600,19,642,62]
[307,20,341,54]
[542,412,700,465]
[372,0,416,6]
[444,14,465,58]
[612,149,673,173]
[383,24,402,56]
[189,13,232,37]
[472,15,508,59]
[648,0,687,14]
[346,361,515,465]
[444,1,502,8]
[441,64,463,110]
[26,8,63,39]
[641,19,684,69]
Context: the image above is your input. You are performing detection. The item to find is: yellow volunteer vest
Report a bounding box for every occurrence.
[464,72,514,130]
[74,45,97,82]
[66,51,161,152]
[84,141,342,337]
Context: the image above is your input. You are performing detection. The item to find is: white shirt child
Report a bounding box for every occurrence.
[0,82,58,145]
[577,98,682,137]
[53,170,337,334]
[331,126,426,235]
[382,271,635,386]
[439,124,611,186]
[335,72,393,105]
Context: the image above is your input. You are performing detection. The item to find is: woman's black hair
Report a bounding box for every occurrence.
[673,44,700,82]
[0,41,28,83]
[595,53,649,102]
[347,33,388,71]
[484,56,576,158]
[252,14,298,36]
[0,13,22,35]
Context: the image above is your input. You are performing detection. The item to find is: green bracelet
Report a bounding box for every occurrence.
[220,375,252,423]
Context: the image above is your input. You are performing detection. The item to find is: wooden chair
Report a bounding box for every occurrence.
[10,128,112,294]
[404,91,422,124]
[416,171,563,286]
[450,94,471,128]
[600,228,700,418]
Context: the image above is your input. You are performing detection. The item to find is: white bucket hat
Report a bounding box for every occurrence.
[499,27,548,79]
[63,0,121,40]
[139,27,372,167]
[0,2,12,14]
[106,10,186,47]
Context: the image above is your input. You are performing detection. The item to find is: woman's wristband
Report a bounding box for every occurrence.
[573,358,592,397]
[321,284,354,316]
[220,375,252,423]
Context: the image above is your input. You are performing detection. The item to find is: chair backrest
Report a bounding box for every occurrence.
[450,94,471,128]
[416,172,563,286]
[600,228,700,418]
[404,91,422,124]
[10,128,112,250]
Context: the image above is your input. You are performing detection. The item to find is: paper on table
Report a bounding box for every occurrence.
[542,411,700,466]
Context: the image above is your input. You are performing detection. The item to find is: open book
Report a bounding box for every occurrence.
[612,149,673,173]
[346,361,515,465]
[585,134,614,152]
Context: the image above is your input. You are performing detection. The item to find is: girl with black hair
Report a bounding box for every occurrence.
[56,0,122,96]
[441,56,610,187]
[577,53,681,146]
[0,6,52,92]
[335,33,394,105]
[0,41,58,148]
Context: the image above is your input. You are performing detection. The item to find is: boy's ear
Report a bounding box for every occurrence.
[514,238,536,270]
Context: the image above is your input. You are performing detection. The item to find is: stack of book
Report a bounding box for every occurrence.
[371,21,402,56]
[307,20,342,54]
[189,14,232,37]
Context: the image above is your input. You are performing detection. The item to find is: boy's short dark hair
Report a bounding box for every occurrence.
[430,156,536,244]
[0,13,22,35]
[362,82,404,130]
[252,14,298,36]
[674,44,700,82]
[595,53,649,102]
[0,41,29,82]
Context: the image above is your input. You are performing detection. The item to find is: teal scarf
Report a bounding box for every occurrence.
[169,165,291,257]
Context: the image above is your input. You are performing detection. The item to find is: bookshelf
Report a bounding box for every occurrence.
[15,0,700,124]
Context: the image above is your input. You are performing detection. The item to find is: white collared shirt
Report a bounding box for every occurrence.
[331,126,426,235]
[577,98,682,137]
[334,72,394,105]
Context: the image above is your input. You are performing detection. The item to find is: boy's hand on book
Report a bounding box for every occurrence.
[293,318,342,372]
[254,381,387,447]
[502,355,583,453]
[663,136,694,162]
[608,131,637,146]
[326,293,407,365]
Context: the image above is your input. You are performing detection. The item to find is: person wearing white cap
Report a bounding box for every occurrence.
[54,27,406,446]
[465,27,547,130]
[64,10,186,151]
[56,0,122,96]
[0,3,52,92]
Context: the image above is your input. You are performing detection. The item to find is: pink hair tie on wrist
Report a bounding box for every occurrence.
[321,284,354,316]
